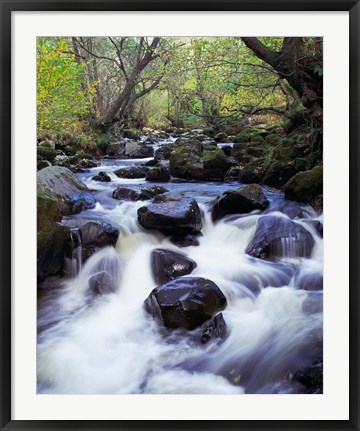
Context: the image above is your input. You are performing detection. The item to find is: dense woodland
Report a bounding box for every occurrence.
[37,37,323,395]
[37,37,322,138]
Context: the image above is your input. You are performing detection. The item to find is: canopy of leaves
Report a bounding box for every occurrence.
[37,38,96,133]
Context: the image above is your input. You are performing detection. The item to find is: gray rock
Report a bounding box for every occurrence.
[37,166,96,215]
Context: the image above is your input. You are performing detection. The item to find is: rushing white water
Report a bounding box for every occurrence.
[37,141,323,395]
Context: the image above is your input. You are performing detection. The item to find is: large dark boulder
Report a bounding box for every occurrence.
[262,161,301,188]
[79,221,119,261]
[114,166,148,179]
[245,216,315,260]
[284,166,323,203]
[37,166,96,215]
[154,143,176,161]
[203,147,235,181]
[137,193,202,235]
[169,146,205,180]
[37,191,70,281]
[112,187,140,201]
[144,277,227,330]
[238,158,268,184]
[145,165,171,182]
[151,248,197,285]
[211,184,269,221]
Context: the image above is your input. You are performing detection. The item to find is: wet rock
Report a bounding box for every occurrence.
[245,216,315,260]
[144,158,158,167]
[154,143,176,161]
[88,271,117,295]
[79,221,119,260]
[125,140,153,158]
[174,137,203,152]
[145,165,171,182]
[211,184,269,221]
[200,313,227,343]
[170,233,200,248]
[203,147,235,181]
[138,185,169,200]
[284,166,323,203]
[37,166,96,215]
[293,361,323,394]
[137,193,202,235]
[112,187,139,201]
[224,166,241,182]
[106,142,126,158]
[114,166,148,179]
[144,277,227,330]
[262,161,300,188]
[92,171,111,182]
[170,146,204,180]
[151,248,197,285]
[37,159,52,171]
[79,158,98,169]
[237,158,267,184]
[37,191,70,281]
[37,146,58,162]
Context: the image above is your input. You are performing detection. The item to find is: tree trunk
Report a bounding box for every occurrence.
[241,37,323,121]
[98,37,161,127]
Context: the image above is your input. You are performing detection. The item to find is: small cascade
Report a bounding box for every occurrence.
[64,227,82,278]
[37,135,323,395]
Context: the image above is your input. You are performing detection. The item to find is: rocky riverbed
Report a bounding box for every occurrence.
[36,126,323,394]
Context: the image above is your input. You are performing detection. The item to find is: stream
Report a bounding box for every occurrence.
[37,137,323,395]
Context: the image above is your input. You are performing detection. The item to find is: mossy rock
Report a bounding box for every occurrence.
[238,158,267,184]
[37,146,57,162]
[37,191,70,281]
[233,132,254,144]
[39,140,56,149]
[145,166,171,182]
[246,146,269,157]
[203,148,234,181]
[284,166,323,203]
[265,134,283,146]
[63,145,77,156]
[262,160,299,188]
[123,128,141,140]
[170,146,204,180]
[75,150,94,160]
[114,166,149,179]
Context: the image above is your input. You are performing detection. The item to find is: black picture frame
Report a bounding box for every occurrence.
[1,1,359,430]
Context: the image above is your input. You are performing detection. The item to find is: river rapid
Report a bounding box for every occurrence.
[37,137,323,395]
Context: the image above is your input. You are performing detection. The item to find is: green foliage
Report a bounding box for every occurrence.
[313,65,323,77]
[37,38,96,133]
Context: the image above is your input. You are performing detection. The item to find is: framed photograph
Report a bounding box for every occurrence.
[1,0,358,430]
